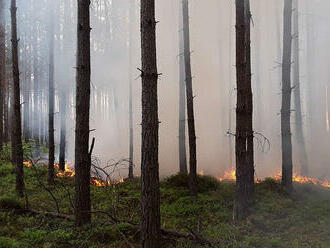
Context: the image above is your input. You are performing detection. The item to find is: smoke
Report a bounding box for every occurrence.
[12,0,330,180]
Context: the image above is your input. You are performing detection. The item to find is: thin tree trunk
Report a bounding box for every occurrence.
[281,0,293,191]
[59,90,66,171]
[178,4,187,174]
[0,0,5,151]
[140,0,161,246]
[292,0,308,176]
[33,40,40,152]
[75,0,91,226]
[48,3,55,184]
[10,0,24,197]
[234,0,254,220]
[128,0,134,179]
[182,0,197,197]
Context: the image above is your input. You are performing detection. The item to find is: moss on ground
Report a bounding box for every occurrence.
[0,162,329,248]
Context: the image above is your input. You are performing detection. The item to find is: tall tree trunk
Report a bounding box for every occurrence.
[234,0,254,220]
[59,90,67,171]
[182,0,197,196]
[292,0,308,176]
[48,3,55,184]
[178,4,187,174]
[10,0,24,197]
[33,40,40,152]
[140,0,161,246]
[75,0,91,226]
[0,0,5,151]
[128,0,134,179]
[281,0,293,191]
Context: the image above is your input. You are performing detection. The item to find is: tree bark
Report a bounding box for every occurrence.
[234,0,254,220]
[140,0,161,246]
[292,0,308,176]
[59,90,67,171]
[10,0,24,197]
[0,0,5,151]
[75,0,92,226]
[48,2,55,185]
[281,0,293,191]
[182,0,197,197]
[178,3,187,174]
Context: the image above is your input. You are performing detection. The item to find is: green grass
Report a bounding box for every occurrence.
[0,163,330,248]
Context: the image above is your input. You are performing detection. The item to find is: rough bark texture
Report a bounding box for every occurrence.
[10,0,24,197]
[234,0,254,220]
[178,5,187,174]
[75,0,91,226]
[182,0,197,197]
[292,0,308,176]
[281,0,293,191]
[48,4,55,185]
[0,0,5,151]
[140,0,161,246]
[128,0,135,179]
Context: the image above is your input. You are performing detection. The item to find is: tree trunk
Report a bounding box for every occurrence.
[182,0,197,197]
[178,4,187,174]
[292,0,308,176]
[59,90,67,171]
[33,39,40,152]
[128,0,135,179]
[281,0,293,191]
[234,0,254,220]
[10,0,24,197]
[48,2,55,185]
[0,0,5,151]
[140,0,161,246]
[75,0,91,226]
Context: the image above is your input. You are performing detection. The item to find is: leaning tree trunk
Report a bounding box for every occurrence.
[140,0,161,246]
[182,0,197,197]
[10,0,24,197]
[292,0,308,176]
[128,0,135,179]
[0,0,5,151]
[281,0,293,191]
[48,3,55,185]
[178,4,187,174]
[75,0,92,226]
[234,0,254,220]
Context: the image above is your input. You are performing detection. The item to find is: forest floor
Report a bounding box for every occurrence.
[0,161,330,248]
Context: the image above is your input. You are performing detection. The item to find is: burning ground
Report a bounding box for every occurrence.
[0,163,330,247]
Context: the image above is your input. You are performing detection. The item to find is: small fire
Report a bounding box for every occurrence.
[23,161,33,168]
[198,170,205,176]
[218,168,236,182]
[292,173,318,185]
[56,163,75,178]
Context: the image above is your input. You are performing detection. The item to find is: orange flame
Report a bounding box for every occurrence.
[198,170,205,176]
[218,168,236,182]
[23,161,33,168]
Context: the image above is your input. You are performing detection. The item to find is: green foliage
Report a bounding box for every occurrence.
[0,237,20,248]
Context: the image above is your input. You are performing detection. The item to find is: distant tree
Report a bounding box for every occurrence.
[75,0,92,226]
[178,3,187,174]
[0,0,5,151]
[234,0,254,220]
[140,0,161,246]
[292,0,308,176]
[10,0,24,197]
[48,1,55,185]
[182,0,197,196]
[281,0,293,191]
[128,0,135,179]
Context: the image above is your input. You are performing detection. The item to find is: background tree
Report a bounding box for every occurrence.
[0,0,5,151]
[140,0,161,246]
[234,0,254,220]
[48,0,55,184]
[182,0,197,196]
[10,0,24,197]
[281,0,293,191]
[292,0,308,176]
[75,0,92,226]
